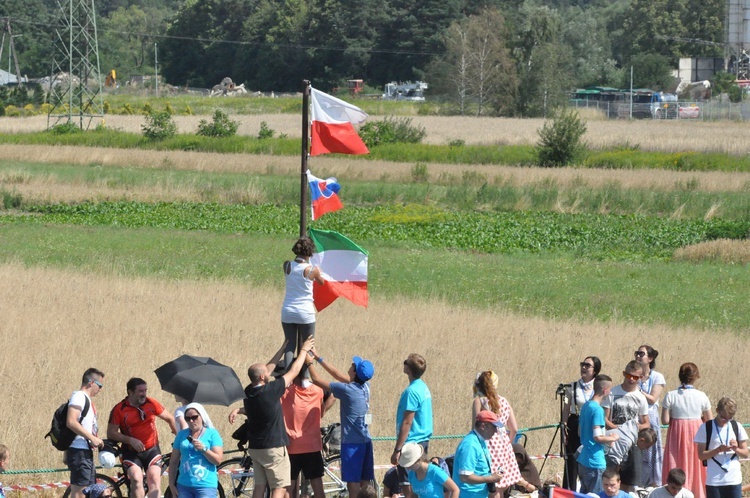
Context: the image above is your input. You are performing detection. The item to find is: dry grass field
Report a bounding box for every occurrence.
[2,263,749,488]
[674,239,750,264]
[2,114,750,153]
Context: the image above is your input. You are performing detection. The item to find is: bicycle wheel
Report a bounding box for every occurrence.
[217,456,254,498]
[322,456,379,498]
[63,473,124,498]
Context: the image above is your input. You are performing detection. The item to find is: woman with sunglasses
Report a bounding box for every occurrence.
[168,403,223,498]
[634,345,666,487]
[561,356,601,490]
[661,363,712,498]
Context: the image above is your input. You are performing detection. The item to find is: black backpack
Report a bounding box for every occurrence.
[702,419,740,469]
[45,396,91,451]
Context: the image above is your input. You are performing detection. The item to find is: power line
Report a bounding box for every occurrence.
[8,16,442,57]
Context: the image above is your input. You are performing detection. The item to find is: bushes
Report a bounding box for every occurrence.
[358,116,426,147]
[141,110,177,140]
[197,110,239,138]
[535,108,587,167]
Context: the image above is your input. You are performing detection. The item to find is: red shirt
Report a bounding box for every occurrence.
[281,384,324,454]
[108,397,165,450]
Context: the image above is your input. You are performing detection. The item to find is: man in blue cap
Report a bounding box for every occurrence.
[307,348,375,498]
[453,410,506,498]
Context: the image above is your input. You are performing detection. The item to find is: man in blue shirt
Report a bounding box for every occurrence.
[307,349,375,498]
[453,410,505,498]
[578,374,620,495]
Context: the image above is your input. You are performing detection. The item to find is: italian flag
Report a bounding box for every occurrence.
[309,228,369,311]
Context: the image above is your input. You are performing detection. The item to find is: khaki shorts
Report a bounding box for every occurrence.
[247,446,291,489]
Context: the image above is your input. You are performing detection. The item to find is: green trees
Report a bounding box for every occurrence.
[429,8,516,116]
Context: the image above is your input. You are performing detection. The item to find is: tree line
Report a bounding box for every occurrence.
[1,0,726,116]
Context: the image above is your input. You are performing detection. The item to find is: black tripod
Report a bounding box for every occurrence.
[539,383,569,481]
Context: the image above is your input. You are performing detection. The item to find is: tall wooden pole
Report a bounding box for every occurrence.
[300,80,310,238]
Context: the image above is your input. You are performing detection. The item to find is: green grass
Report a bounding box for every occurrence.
[3,160,750,220]
[5,201,748,261]
[4,128,750,171]
[0,223,746,330]
[101,94,425,116]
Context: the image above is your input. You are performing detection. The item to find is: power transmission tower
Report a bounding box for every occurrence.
[0,17,24,86]
[48,0,104,130]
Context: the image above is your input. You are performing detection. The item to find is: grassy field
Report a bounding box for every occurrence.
[3,113,750,153]
[1,108,750,489]
[2,264,750,486]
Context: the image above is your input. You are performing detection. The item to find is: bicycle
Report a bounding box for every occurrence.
[219,423,377,498]
[63,448,226,498]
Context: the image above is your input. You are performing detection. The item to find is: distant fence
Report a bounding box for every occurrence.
[569,99,750,121]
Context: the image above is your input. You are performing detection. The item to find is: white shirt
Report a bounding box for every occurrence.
[694,420,748,486]
[648,485,695,498]
[602,385,649,426]
[662,388,711,419]
[68,390,97,450]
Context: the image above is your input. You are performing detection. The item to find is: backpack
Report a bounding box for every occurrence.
[45,395,91,451]
[701,419,740,469]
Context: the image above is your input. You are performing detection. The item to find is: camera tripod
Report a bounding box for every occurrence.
[539,383,571,484]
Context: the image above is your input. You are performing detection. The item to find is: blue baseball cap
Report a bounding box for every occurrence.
[353,356,374,381]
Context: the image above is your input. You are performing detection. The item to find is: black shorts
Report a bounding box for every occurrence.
[290,452,325,480]
[122,445,163,470]
[66,447,96,486]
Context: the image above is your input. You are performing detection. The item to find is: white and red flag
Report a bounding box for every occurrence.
[309,228,369,311]
[310,87,369,156]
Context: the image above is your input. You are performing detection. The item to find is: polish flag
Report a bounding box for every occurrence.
[310,87,369,156]
[307,169,343,220]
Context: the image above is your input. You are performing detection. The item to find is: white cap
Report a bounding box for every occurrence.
[99,451,116,469]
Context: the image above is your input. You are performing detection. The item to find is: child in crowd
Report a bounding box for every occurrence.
[382,466,403,498]
[0,443,9,498]
[648,469,694,498]
[605,419,657,492]
[577,374,620,495]
[599,468,631,498]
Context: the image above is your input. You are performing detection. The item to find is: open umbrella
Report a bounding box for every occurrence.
[154,355,245,406]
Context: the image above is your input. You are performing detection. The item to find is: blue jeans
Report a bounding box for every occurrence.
[177,484,218,498]
[706,485,742,498]
[577,463,604,494]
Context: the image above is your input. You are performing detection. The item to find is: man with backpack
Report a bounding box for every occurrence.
[66,368,105,498]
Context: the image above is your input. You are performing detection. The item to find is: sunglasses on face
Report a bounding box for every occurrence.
[580,362,594,369]
[634,351,646,357]
[185,415,200,422]
[136,406,146,421]
[624,372,641,381]
[92,379,103,388]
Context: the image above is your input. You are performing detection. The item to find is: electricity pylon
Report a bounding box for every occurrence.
[48,0,104,130]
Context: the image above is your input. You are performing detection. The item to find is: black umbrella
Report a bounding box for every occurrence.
[154,355,245,406]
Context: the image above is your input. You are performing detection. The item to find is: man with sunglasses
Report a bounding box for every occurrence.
[107,378,177,498]
[66,368,105,498]
[602,361,650,431]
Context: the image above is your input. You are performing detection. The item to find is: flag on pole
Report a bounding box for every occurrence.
[307,169,343,220]
[309,228,368,311]
[549,486,591,498]
[310,87,369,156]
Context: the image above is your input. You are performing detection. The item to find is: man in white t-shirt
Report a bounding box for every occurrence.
[66,368,105,498]
[603,361,650,431]
[695,397,748,498]
[648,468,695,498]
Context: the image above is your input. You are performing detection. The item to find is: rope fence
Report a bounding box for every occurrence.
[4,423,749,492]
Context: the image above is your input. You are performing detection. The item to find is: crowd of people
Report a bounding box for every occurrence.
[566,348,748,498]
[0,238,747,498]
